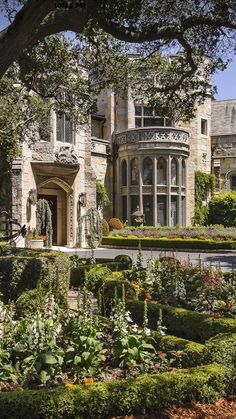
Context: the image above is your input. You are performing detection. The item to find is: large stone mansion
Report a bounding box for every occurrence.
[9,88,236,247]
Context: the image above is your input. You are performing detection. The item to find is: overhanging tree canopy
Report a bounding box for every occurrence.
[0,0,236,122]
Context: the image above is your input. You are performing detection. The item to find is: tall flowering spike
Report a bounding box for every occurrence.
[143,299,148,331]
[114,286,118,308]
[122,283,126,306]
[97,289,102,315]
[136,240,143,270]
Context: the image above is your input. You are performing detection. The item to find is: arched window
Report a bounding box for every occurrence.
[171,158,178,185]
[182,160,186,186]
[143,157,153,185]
[130,158,139,185]
[157,157,167,185]
[121,160,127,186]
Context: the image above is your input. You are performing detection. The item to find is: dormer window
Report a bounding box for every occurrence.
[135,105,173,128]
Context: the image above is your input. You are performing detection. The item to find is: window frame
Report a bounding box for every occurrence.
[201,118,208,136]
[135,105,173,128]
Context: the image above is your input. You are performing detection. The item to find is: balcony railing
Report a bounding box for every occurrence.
[115,127,189,146]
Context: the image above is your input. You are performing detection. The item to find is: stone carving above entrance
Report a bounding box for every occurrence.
[55,145,79,165]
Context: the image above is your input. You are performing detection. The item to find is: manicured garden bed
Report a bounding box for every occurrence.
[102,236,236,250]
[0,249,236,417]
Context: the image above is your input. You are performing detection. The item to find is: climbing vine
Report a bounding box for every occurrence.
[35,199,53,247]
[96,181,110,210]
[194,171,215,225]
[77,208,102,248]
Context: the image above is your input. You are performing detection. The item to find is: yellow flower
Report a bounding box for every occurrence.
[83,377,94,384]
[16,387,24,392]
[65,383,74,389]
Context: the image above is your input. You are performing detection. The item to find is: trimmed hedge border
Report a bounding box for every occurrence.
[102,237,236,250]
[127,301,236,343]
[70,262,127,288]
[0,364,229,419]
[0,249,70,306]
[153,333,205,367]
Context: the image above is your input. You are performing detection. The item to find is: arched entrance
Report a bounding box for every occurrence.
[37,177,73,246]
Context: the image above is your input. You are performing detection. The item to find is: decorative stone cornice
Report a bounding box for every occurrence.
[115,127,189,146]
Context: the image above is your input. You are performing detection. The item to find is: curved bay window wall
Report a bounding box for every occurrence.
[120,156,187,227]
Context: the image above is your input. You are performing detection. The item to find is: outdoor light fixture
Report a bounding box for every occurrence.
[78,192,86,207]
[28,188,37,205]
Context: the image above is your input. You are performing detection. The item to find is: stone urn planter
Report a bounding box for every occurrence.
[28,239,44,249]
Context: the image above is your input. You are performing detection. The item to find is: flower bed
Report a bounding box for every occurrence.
[102,236,236,250]
[108,226,236,241]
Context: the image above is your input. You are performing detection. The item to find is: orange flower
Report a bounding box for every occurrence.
[156,351,166,359]
[130,362,136,369]
[225,300,233,309]
[65,383,74,389]
[213,312,221,318]
[83,377,94,384]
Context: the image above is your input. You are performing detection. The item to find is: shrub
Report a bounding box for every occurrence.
[0,364,228,418]
[114,254,132,269]
[0,249,70,306]
[102,219,109,236]
[100,279,136,315]
[102,237,236,250]
[153,333,204,367]
[108,218,124,231]
[203,333,236,368]
[87,266,112,292]
[207,192,236,227]
[15,288,48,318]
[127,301,236,343]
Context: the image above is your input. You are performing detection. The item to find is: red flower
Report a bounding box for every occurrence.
[213,312,221,318]
[156,351,166,359]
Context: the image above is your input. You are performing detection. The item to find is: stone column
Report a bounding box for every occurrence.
[139,156,143,213]
[167,155,171,226]
[154,156,157,226]
[127,156,131,224]
[178,157,182,225]
[116,157,121,220]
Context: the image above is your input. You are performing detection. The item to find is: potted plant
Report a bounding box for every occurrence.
[27,229,46,249]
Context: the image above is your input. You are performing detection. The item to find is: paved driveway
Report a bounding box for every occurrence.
[53,246,236,272]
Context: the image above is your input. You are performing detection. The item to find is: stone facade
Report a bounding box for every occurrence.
[9,88,216,246]
[211,99,236,193]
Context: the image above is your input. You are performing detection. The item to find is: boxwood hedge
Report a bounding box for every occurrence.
[0,364,229,419]
[127,301,236,343]
[102,237,236,250]
[0,249,70,306]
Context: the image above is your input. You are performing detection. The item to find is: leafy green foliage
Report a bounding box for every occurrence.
[128,300,236,343]
[207,192,236,227]
[194,171,215,225]
[15,288,48,318]
[87,265,112,292]
[0,249,70,306]
[96,182,110,210]
[0,364,229,418]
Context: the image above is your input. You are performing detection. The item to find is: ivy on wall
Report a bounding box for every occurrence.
[194,171,215,225]
[96,181,110,210]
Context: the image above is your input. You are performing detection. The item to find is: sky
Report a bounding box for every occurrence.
[0,13,236,100]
